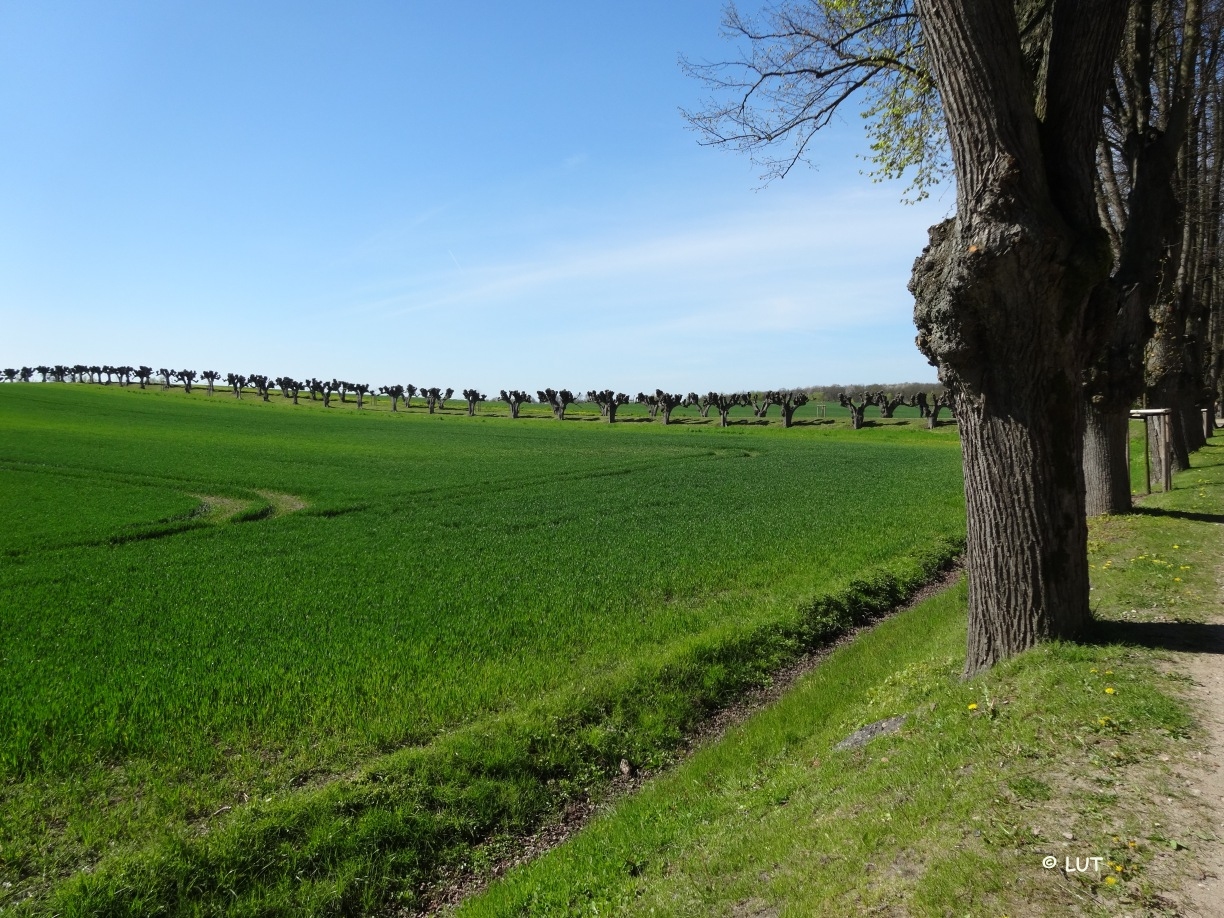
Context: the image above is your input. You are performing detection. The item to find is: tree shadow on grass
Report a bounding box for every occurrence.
[1132,506,1224,525]
[1088,619,1224,654]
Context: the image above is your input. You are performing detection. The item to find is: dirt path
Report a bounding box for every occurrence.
[1179,631,1224,917]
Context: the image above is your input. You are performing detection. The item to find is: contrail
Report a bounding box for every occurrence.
[447,249,461,269]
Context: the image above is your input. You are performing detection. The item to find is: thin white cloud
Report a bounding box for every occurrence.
[344,187,941,322]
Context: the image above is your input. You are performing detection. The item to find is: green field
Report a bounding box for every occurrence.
[0,383,965,914]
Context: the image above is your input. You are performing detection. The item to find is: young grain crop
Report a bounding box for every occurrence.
[0,384,965,913]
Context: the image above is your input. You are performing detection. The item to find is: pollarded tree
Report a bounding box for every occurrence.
[838,392,871,430]
[462,388,486,416]
[1,369,15,383]
[278,378,303,404]
[441,387,454,410]
[772,388,810,428]
[634,391,661,418]
[352,383,371,409]
[404,384,418,408]
[655,390,684,424]
[135,366,153,389]
[35,365,50,383]
[225,373,245,397]
[588,389,630,422]
[421,386,442,413]
[248,374,272,401]
[908,391,932,417]
[380,385,405,411]
[158,368,174,389]
[537,388,576,420]
[201,370,221,395]
[176,369,197,394]
[707,391,744,428]
[19,367,33,382]
[927,391,953,429]
[684,392,716,418]
[500,389,532,418]
[101,366,115,385]
[748,391,774,418]
[876,392,907,418]
[321,379,335,407]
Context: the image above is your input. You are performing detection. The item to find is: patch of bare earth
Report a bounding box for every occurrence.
[253,489,308,516]
[406,565,963,916]
[192,494,252,522]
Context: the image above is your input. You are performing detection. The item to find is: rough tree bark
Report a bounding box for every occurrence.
[911,0,1127,675]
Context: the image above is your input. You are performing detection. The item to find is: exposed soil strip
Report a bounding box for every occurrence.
[253,490,308,516]
[407,564,964,916]
[193,491,306,522]
[191,494,253,523]
[1177,561,1224,916]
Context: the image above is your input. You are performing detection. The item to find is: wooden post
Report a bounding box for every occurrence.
[1161,413,1173,491]
[1143,416,1152,494]
[1130,408,1174,494]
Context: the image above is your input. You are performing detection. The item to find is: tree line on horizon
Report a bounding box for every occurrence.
[0,364,958,429]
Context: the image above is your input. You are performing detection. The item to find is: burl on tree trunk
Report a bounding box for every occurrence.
[911,0,1125,675]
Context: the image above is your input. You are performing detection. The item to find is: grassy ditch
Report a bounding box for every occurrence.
[460,442,1224,917]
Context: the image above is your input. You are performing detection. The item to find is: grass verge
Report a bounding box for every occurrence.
[458,442,1224,917]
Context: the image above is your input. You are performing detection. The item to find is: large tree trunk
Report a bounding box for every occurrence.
[1083,402,1132,515]
[1182,396,1206,452]
[912,0,1126,675]
[913,221,1096,673]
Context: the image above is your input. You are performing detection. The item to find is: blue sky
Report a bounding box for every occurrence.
[0,1,951,392]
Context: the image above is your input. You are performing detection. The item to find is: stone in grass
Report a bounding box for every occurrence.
[835,715,907,751]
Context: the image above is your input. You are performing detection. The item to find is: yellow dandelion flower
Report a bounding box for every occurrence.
[1105,687,1116,695]
[1099,717,1109,725]
[1105,876,1117,885]
[1105,670,1113,675]
[1173,544,1179,549]
[1090,668,1099,673]
[968,703,978,710]
[1115,865,1123,872]
[1174,577,1182,582]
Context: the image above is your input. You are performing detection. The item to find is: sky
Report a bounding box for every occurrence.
[0,1,953,392]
